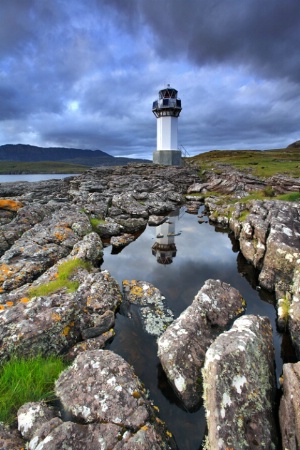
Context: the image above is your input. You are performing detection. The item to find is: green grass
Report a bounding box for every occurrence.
[0,355,67,423]
[276,192,300,202]
[0,161,88,174]
[188,148,300,178]
[28,258,92,298]
[89,217,106,231]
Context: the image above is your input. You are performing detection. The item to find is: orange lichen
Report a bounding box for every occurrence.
[51,312,61,322]
[132,390,141,399]
[53,226,72,241]
[20,297,30,303]
[0,199,23,211]
[6,301,14,307]
[130,285,143,296]
[141,425,148,431]
[0,305,5,311]
[166,431,173,438]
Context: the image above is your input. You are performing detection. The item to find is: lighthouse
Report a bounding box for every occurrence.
[152,84,182,166]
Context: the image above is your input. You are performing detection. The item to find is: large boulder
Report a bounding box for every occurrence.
[202,315,278,449]
[279,362,300,450]
[53,350,177,449]
[157,279,246,410]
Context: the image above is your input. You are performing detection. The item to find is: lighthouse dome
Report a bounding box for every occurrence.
[152,84,182,118]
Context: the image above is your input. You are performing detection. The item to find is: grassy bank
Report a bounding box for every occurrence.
[187,147,300,178]
[0,161,89,174]
[0,355,67,423]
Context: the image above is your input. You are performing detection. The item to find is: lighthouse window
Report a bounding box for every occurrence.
[163,99,169,106]
[176,99,181,107]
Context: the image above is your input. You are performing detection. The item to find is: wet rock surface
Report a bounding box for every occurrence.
[202,315,278,450]
[157,279,246,410]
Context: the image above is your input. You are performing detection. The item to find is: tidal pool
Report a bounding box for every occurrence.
[101,205,288,450]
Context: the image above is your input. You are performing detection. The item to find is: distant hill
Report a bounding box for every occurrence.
[0,144,151,166]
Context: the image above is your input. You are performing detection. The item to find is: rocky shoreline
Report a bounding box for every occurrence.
[0,163,299,449]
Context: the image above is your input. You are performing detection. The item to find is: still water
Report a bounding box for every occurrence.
[101,206,285,450]
[0,174,77,182]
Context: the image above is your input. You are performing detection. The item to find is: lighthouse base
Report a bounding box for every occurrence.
[153,150,182,166]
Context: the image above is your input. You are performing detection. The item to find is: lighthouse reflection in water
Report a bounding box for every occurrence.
[152,209,181,265]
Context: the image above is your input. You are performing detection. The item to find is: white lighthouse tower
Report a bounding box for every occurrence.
[152,84,182,165]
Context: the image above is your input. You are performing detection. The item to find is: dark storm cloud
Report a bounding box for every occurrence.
[0,0,299,157]
[105,0,300,82]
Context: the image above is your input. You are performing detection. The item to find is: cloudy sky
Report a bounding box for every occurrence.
[1,0,300,160]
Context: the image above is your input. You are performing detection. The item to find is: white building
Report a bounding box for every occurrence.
[152,84,182,165]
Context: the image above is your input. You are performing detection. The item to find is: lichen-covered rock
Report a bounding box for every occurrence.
[0,205,92,292]
[202,315,278,450]
[0,293,84,363]
[28,420,121,450]
[0,422,25,450]
[0,265,120,363]
[76,270,122,315]
[157,279,246,410]
[122,279,174,336]
[288,267,300,358]
[70,231,103,264]
[18,402,56,441]
[54,350,177,449]
[65,329,115,362]
[279,362,300,450]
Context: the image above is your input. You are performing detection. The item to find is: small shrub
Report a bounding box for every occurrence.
[0,355,67,423]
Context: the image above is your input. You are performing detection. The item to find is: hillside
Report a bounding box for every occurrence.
[187,145,300,178]
[0,144,151,168]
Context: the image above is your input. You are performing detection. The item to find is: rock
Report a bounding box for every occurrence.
[279,362,300,450]
[18,402,56,441]
[0,205,92,292]
[148,215,166,226]
[0,422,25,449]
[111,233,136,248]
[122,279,174,336]
[76,270,122,315]
[65,329,115,362]
[202,315,278,450]
[288,268,300,358]
[81,309,115,339]
[157,279,246,410]
[54,350,177,449]
[0,264,121,363]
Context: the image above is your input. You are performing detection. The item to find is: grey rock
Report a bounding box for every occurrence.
[81,309,115,339]
[0,422,25,450]
[157,279,246,410]
[202,315,278,450]
[54,350,177,449]
[279,362,300,450]
[111,233,136,248]
[18,401,56,441]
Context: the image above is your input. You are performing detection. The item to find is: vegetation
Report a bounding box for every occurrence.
[187,147,300,178]
[28,258,92,298]
[0,355,67,423]
[90,217,106,231]
[276,192,300,202]
[0,161,89,174]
